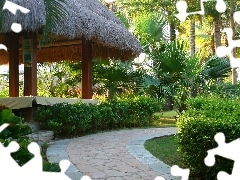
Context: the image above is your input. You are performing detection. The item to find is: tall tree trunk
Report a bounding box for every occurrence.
[230,0,237,84]
[170,23,176,41]
[190,20,196,55]
[213,19,221,50]
[214,18,224,84]
[163,94,174,111]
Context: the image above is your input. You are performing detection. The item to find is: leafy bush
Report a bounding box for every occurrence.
[34,95,162,138]
[176,96,240,179]
[0,108,33,166]
[209,83,240,98]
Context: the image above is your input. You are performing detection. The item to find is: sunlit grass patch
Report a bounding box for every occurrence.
[144,135,184,167]
[152,110,177,127]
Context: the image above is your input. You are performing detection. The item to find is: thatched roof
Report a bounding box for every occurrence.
[0,0,142,65]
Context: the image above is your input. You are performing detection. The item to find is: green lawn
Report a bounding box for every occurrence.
[144,135,184,167]
[152,110,178,127]
[146,111,184,167]
[154,110,178,118]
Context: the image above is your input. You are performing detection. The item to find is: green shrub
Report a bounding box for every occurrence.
[176,96,240,179]
[110,95,161,127]
[34,95,162,138]
[35,103,96,137]
[209,84,240,98]
[0,108,33,166]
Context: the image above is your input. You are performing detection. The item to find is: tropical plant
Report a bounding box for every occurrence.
[140,39,231,113]
[148,40,189,112]
[40,0,68,44]
[37,62,80,97]
[134,13,167,51]
[92,60,143,98]
[117,0,179,40]
[201,55,231,80]
[0,108,33,166]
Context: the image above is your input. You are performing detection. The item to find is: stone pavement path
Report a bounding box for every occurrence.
[47,127,178,180]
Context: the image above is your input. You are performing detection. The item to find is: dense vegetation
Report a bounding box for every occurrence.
[176,96,240,179]
[0,0,240,178]
[34,95,161,138]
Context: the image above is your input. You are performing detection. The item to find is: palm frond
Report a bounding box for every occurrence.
[40,0,68,45]
[201,55,231,79]
[150,40,187,73]
[134,13,167,43]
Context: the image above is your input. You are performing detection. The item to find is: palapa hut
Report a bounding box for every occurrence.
[0,0,142,100]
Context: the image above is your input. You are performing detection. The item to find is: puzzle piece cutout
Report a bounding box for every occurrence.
[233,11,240,24]
[204,132,240,180]
[175,0,227,22]
[154,165,190,180]
[0,124,22,174]
[0,123,92,180]
[0,1,30,50]
[216,28,240,68]
[3,0,30,33]
[0,44,7,51]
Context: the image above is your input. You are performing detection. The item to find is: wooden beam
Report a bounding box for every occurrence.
[82,37,92,99]
[24,32,37,96]
[9,34,19,97]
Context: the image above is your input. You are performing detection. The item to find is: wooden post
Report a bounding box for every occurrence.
[23,32,37,96]
[82,37,92,99]
[9,34,19,97]
[23,32,38,122]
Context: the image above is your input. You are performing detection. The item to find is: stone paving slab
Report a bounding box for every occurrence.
[47,128,180,180]
[126,133,180,180]
[67,128,178,180]
[47,139,82,180]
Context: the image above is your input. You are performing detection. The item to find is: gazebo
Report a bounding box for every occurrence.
[0,0,141,120]
[0,0,141,121]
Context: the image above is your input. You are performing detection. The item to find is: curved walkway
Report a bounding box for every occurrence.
[47,127,179,180]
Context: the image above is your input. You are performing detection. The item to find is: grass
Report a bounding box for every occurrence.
[145,110,183,167]
[154,110,178,118]
[152,110,178,127]
[41,143,61,172]
[144,135,184,167]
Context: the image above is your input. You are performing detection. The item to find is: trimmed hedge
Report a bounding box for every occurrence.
[176,96,240,179]
[34,95,161,138]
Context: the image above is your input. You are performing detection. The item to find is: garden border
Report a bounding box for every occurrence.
[126,132,180,180]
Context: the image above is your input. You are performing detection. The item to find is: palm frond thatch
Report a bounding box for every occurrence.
[0,0,6,31]
[0,0,142,64]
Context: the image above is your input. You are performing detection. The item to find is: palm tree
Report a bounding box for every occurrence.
[142,40,231,113]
